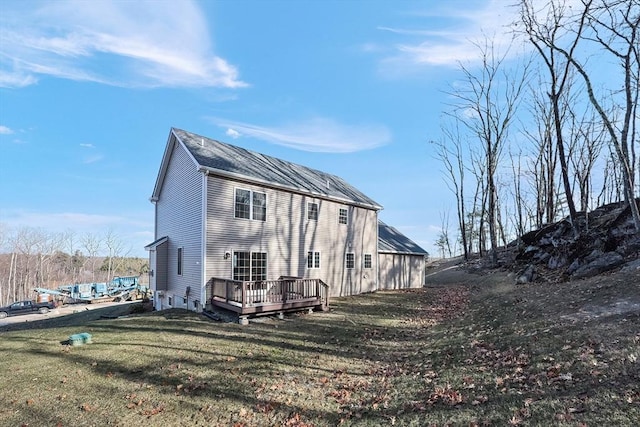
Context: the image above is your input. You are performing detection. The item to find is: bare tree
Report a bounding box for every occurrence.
[0,224,147,305]
[33,230,62,288]
[0,223,8,304]
[103,228,131,280]
[526,0,640,228]
[509,148,530,239]
[468,147,489,257]
[523,80,561,227]
[432,121,469,260]
[62,230,80,283]
[583,0,640,228]
[598,152,625,205]
[81,232,101,282]
[435,210,454,258]
[449,37,530,265]
[567,107,606,218]
[521,0,586,229]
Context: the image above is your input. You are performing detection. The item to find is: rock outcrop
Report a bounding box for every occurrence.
[512,200,640,283]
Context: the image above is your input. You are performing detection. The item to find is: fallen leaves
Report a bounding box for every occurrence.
[80,403,95,412]
[140,405,164,417]
[426,384,465,406]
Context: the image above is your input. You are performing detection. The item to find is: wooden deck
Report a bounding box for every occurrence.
[205,277,329,317]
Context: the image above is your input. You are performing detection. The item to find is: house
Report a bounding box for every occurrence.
[378,221,430,289]
[146,128,428,316]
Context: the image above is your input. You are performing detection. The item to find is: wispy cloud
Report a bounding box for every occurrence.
[78,143,101,163]
[0,0,247,89]
[82,155,104,164]
[0,125,14,134]
[211,117,391,153]
[374,0,522,72]
[226,128,241,139]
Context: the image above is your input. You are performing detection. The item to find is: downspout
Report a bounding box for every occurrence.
[375,210,380,292]
[200,171,207,312]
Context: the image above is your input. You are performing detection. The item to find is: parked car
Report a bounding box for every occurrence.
[0,300,57,319]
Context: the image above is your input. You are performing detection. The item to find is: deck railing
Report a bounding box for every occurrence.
[205,277,329,315]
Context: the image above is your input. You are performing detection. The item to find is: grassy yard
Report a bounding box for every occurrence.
[1,270,639,426]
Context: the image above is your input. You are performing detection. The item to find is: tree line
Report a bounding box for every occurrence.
[434,0,639,261]
[0,224,148,306]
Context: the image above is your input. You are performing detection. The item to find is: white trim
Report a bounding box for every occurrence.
[307,201,319,221]
[338,207,348,225]
[307,250,321,269]
[145,236,168,250]
[233,186,267,221]
[151,129,202,202]
[363,253,373,269]
[232,250,268,281]
[375,213,380,291]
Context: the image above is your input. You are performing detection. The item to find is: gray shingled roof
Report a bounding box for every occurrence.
[173,128,381,209]
[378,220,429,255]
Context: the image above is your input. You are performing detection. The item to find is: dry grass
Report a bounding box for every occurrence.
[1,269,639,426]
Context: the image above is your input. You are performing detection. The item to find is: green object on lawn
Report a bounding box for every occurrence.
[68,332,92,346]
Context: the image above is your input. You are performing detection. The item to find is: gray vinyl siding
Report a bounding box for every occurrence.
[155,140,203,307]
[204,175,378,297]
[153,240,168,291]
[378,253,425,289]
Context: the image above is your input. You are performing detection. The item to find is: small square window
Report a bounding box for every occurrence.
[339,208,348,225]
[308,202,319,220]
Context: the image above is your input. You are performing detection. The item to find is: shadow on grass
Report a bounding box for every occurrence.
[3,281,640,426]
[0,302,143,333]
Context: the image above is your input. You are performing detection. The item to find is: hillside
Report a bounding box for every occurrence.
[1,252,639,425]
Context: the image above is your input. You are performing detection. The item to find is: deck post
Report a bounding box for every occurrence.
[282,281,287,304]
[241,282,246,309]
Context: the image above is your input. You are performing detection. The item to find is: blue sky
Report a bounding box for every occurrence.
[0,0,522,257]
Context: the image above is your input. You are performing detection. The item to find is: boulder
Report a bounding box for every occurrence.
[571,251,624,279]
[516,264,537,284]
[620,259,640,274]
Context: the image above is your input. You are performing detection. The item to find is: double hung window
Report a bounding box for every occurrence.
[338,208,348,225]
[308,202,319,221]
[307,251,321,269]
[363,253,372,269]
[235,188,266,221]
[345,252,355,269]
